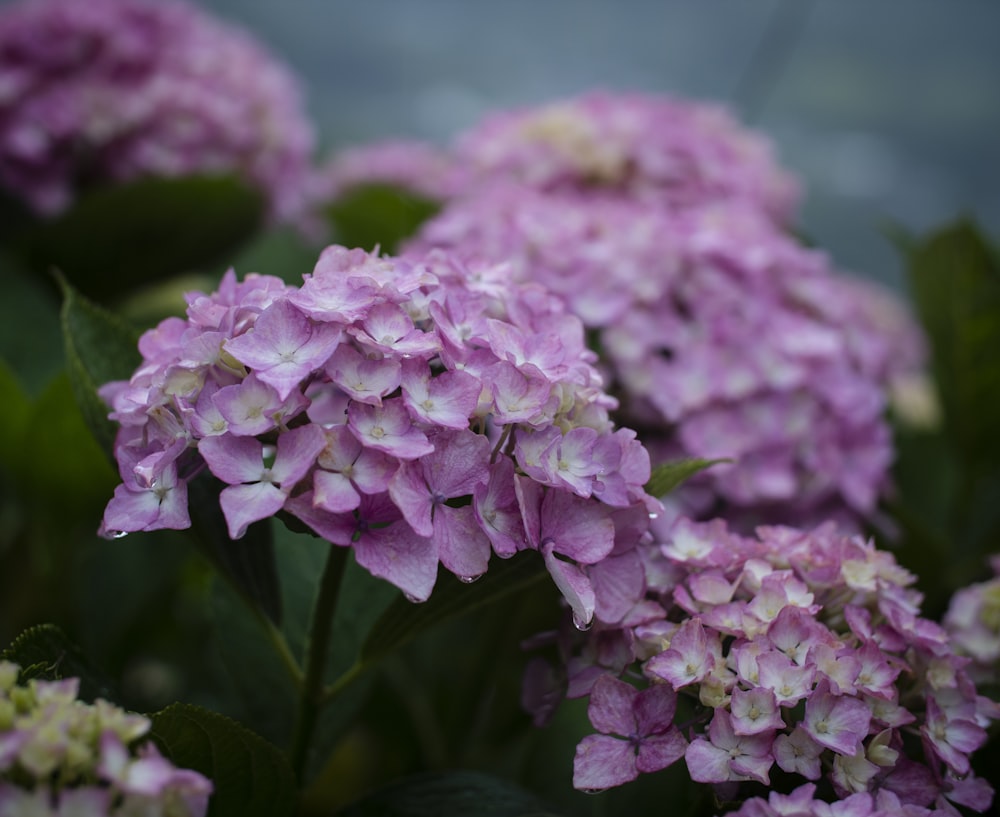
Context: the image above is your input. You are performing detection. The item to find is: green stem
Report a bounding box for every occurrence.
[320,660,363,704]
[289,543,349,783]
[261,614,304,687]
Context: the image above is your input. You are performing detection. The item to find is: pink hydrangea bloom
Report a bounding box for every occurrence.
[0,0,315,223]
[535,520,996,811]
[451,90,800,223]
[408,184,924,530]
[0,661,211,816]
[100,245,657,621]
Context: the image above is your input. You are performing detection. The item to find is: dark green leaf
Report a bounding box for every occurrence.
[0,253,63,396]
[904,220,1000,479]
[645,458,729,498]
[206,571,299,754]
[230,227,321,286]
[326,184,439,255]
[334,770,559,817]
[0,358,30,469]
[188,474,283,625]
[360,552,547,667]
[5,175,265,303]
[59,276,141,456]
[1,624,114,702]
[150,703,296,817]
[21,372,117,515]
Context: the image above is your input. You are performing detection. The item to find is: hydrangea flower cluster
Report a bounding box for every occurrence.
[408,186,924,528]
[526,519,997,812]
[0,661,211,816]
[99,245,655,623]
[451,90,801,224]
[0,0,315,223]
[320,90,926,529]
[944,556,1000,687]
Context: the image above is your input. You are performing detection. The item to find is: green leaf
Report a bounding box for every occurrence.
[5,174,265,303]
[150,703,296,817]
[326,184,440,255]
[0,253,63,396]
[359,552,547,667]
[59,276,141,456]
[904,220,1000,479]
[230,227,320,286]
[645,457,729,498]
[1,624,114,702]
[208,572,298,751]
[334,770,559,817]
[0,358,30,469]
[21,372,118,515]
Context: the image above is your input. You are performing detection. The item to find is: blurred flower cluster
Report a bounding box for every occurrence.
[0,662,211,816]
[329,91,926,531]
[945,556,1000,688]
[0,0,315,224]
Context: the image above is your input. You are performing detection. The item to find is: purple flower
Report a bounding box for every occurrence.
[102,460,190,534]
[802,680,872,756]
[198,424,325,539]
[224,300,342,401]
[573,675,686,791]
[685,709,774,785]
[389,429,491,580]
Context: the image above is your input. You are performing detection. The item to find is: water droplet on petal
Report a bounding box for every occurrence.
[458,573,484,584]
[581,788,608,795]
[572,612,593,631]
[403,592,426,604]
[109,530,129,540]
[649,512,659,520]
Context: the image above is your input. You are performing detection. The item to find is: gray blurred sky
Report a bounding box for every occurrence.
[196,0,997,288]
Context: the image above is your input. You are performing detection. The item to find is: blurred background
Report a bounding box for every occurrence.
[180,0,1000,289]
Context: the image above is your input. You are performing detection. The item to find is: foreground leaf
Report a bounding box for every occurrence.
[334,770,559,817]
[1,624,113,702]
[645,457,729,498]
[60,276,141,456]
[150,703,296,817]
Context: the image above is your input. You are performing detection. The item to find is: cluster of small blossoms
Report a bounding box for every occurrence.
[526,519,997,812]
[0,0,315,224]
[323,90,925,529]
[99,245,655,623]
[0,662,211,816]
[723,781,986,817]
[944,556,1000,688]
[450,90,801,224]
[408,186,924,529]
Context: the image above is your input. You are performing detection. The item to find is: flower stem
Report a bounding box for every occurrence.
[289,542,349,783]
